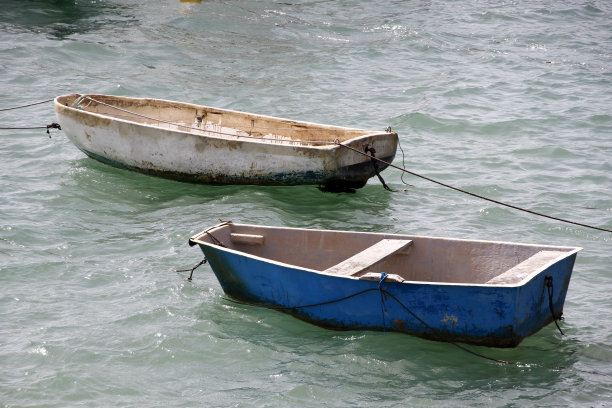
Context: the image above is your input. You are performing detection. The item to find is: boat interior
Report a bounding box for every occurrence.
[190,223,580,285]
[56,94,380,144]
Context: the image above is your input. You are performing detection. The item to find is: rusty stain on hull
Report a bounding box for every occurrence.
[55,94,399,189]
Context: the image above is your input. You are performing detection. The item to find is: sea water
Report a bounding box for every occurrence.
[1,1,610,406]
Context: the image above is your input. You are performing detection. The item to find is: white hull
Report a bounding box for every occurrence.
[54,94,398,189]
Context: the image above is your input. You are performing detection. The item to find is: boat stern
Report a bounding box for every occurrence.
[321,131,399,191]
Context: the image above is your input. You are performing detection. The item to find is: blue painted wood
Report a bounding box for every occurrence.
[195,240,577,348]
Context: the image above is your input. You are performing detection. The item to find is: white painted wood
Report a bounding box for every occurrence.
[54,94,399,187]
[485,250,567,284]
[230,233,265,246]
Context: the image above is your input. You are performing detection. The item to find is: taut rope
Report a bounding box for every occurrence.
[336,141,612,233]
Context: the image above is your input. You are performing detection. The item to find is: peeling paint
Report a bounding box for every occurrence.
[54,94,399,189]
[442,314,458,327]
[392,319,406,330]
[191,222,581,348]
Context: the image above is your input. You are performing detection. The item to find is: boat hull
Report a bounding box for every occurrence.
[191,224,579,348]
[54,94,398,190]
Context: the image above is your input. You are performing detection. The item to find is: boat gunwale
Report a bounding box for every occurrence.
[54,94,394,149]
[190,222,582,288]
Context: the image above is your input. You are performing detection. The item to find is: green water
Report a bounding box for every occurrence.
[1,1,610,406]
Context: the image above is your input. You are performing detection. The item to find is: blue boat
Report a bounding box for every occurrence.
[189,222,581,348]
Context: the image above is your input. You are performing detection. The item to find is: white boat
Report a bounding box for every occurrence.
[54,94,398,190]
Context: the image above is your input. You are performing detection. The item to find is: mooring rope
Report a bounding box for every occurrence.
[364,145,394,192]
[336,141,612,233]
[79,96,339,146]
[218,274,518,363]
[0,98,55,112]
[51,95,610,232]
[0,98,60,136]
[77,95,377,135]
[221,283,517,365]
[175,257,208,281]
[0,126,49,129]
[0,123,61,137]
[396,137,413,187]
[378,272,389,331]
[544,276,564,335]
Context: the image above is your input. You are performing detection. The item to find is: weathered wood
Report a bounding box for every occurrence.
[54,93,399,189]
[190,222,581,347]
[324,239,413,276]
[485,250,566,285]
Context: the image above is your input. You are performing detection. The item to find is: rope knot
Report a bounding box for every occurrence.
[378,272,388,289]
[46,122,61,138]
[175,257,207,281]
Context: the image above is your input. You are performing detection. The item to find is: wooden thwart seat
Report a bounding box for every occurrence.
[230,233,265,246]
[486,250,566,285]
[324,239,413,276]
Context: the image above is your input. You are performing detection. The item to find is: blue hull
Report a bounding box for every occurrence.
[197,240,577,348]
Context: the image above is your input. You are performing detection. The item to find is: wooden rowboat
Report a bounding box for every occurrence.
[189,222,581,347]
[54,94,398,190]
